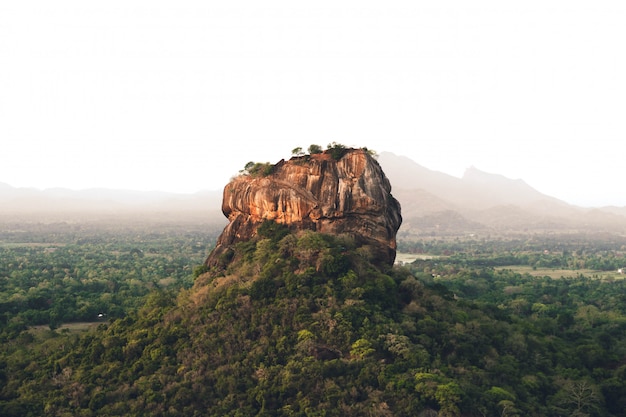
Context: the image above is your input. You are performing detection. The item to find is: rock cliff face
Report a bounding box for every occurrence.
[205,148,402,268]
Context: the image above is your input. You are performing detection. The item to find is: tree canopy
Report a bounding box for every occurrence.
[2,223,626,416]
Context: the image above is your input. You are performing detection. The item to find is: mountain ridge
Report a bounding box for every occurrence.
[376,152,626,236]
[2,153,626,235]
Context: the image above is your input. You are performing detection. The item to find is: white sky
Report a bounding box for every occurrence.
[1,1,625,207]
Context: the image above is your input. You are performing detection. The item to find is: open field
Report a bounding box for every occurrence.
[497,265,625,280]
[29,322,102,333]
[395,252,440,264]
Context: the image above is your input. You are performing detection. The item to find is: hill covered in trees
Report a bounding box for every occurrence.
[2,224,626,416]
[2,145,626,416]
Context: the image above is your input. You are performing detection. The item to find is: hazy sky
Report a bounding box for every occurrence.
[1,1,625,207]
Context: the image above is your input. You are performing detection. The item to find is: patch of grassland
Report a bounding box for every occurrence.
[395,252,441,264]
[498,265,625,280]
[29,322,102,334]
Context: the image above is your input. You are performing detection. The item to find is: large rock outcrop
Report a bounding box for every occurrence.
[205,148,402,268]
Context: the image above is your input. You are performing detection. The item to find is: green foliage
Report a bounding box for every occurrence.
[350,338,374,359]
[257,219,290,243]
[326,142,347,160]
[0,222,216,328]
[242,161,274,177]
[3,226,626,416]
[292,143,376,161]
[193,264,209,278]
[307,144,323,154]
[361,146,377,158]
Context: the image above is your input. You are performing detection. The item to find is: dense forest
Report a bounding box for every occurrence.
[2,219,626,416]
[0,219,222,332]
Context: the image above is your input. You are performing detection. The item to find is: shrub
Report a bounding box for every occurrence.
[257,220,290,243]
[326,142,347,160]
[242,162,274,177]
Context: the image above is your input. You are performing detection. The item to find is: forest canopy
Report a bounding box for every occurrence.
[1,220,626,416]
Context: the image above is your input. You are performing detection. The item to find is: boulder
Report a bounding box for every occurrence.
[205,148,402,268]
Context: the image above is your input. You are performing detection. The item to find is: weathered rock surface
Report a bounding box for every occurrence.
[205,148,402,268]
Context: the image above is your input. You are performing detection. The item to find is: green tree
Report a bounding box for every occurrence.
[326,142,347,160]
[552,379,604,416]
[350,338,374,360]
[435,382,462,417]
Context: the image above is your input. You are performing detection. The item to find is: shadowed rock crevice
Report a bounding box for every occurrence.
[205,148,402,268]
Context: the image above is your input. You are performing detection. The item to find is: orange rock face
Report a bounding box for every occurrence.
[206,148,402,267]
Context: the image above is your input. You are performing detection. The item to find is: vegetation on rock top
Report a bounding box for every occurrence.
[242,144,377,177]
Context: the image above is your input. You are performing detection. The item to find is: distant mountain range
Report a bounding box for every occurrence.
[2,152,626,236]
[0,182,224,223]
[377,152,626,237]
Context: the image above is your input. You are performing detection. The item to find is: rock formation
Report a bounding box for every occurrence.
[205,148,402,268]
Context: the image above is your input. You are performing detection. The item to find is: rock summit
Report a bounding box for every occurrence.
[206,147,402,268]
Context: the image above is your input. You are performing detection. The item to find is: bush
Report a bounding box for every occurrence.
[326,142,347,160]
[257,220,290,243]
[193,264,210,278]
[243,162,274,177]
